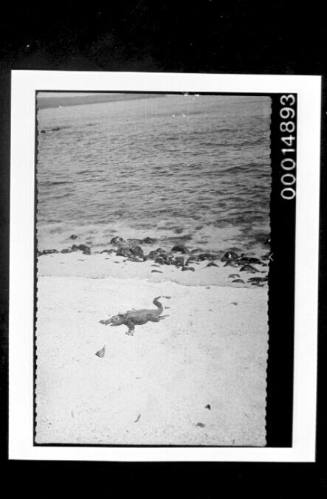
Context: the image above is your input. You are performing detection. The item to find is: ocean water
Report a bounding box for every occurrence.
[37,93,271,256]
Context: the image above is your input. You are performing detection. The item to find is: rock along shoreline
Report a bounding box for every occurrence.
[37,234,270,287]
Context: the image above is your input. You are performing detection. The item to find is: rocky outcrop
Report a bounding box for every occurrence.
[71,244,91,255]
[221,251,239,262]
[38,249,59,256]
[116,245,144,259]
[110,236,126,246]
[171,244,189,254]
[37,232,270,287]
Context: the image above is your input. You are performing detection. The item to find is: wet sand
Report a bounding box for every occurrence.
[36,252,268,445]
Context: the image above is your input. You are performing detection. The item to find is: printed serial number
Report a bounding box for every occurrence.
[280,94,296,200]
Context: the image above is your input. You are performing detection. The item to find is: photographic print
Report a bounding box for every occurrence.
[35,91,271,446]
[9,72,320,461]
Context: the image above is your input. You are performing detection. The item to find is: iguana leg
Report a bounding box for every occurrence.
[125,320,135,336]
[150,314,169,323]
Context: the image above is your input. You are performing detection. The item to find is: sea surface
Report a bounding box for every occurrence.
[37,93,271,256]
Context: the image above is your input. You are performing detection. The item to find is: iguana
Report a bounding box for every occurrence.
[99,296,169,335]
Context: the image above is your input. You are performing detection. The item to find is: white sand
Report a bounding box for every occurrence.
[36,253,268,446]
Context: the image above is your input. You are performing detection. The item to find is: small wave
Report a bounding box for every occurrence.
[40,125,71,134]
[52,192,71,200]
[76,169,98,176]
[42,180,73,186]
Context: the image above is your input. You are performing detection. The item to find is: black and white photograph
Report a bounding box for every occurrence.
[8,72,320,461]
[35,90,271,446]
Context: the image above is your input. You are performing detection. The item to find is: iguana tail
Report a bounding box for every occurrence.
[153,296,163,313]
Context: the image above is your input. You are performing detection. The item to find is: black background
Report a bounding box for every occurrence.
[0,1,326,497]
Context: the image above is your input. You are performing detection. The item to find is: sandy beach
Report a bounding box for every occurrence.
[35,93,270,446]
[36,250,268,446]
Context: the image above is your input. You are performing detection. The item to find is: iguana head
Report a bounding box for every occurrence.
[108,314,125,326]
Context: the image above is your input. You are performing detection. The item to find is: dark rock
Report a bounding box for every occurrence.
[71,244,91,255]
[232,279,245,283]
[166,255,175,265]
[61,248,74,254]
[171,244,189,254]
[142,237,157,244]
[248,276,268,283]
[116,246,132,258]
[238,256,262,265]
[154,255,172,265]
[148,249,173,265]
[130,245,144,258]
[69,234,78,240]
[206,262,219,267]
[205,404,211,410]
[221,251,239,262]
[173,256,185,267]
[196,422,205,428]
[196,252,218,261]
[147,248,166,259]
[38,249,59,255]
[110,236,126,246]
[228,273,240,278]
[181,266,195,272]
[151,269,163,273]
[224,260,239,268]
[117,245,144,259]
[239,264,258,273]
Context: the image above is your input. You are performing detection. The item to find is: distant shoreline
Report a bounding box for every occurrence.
[37,93,164,110]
